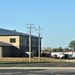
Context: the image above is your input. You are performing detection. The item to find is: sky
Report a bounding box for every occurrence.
[0,0,75,49]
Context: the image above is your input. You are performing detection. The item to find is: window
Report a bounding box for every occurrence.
[25,40,27,45]
[22,40,23,44]
[27,39,29,45]
[32,38,37,46]
[10,38,16,43]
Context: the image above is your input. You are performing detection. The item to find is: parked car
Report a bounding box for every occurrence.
[53,55,60,59]
[61,54,73,60]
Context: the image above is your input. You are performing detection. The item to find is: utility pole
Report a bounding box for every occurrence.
[36,26,42,62]
[26,23,34,62]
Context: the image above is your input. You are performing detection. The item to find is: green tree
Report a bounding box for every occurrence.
[52,47,63,52]
[43,47,52,52]
[64,47,70,51]
[69,40,75,50]
[59,47,63,51]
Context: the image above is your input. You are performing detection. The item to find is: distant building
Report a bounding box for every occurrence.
[51,51,75,58]
[0,28,41,57]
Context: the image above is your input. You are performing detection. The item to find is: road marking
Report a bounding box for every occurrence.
[0,72,22,75]
[30,71,42,73]
[0,67,75,70]
[13,72,22,74]
[0,73,12,75]
[27,74,39,75]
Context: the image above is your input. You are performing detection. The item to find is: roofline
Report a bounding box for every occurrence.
[0,28,42,38]
[0,34,42,39]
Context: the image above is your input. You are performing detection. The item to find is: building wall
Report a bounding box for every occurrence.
[10,46,22,57]
[2,46,11,57]
[0,46,22,57]
[31,37,39,56]
[20,36,29,57]
[51,51,75,58]
[51,52,64,58]
[73,52,75,58]
[0,36,22,57]
[0,36,20,48]
[0,47,2,57]
[20,36,39,57]
[0,46,12,57]
[0,35,41,57]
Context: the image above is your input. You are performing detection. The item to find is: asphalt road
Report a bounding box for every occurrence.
[0,69,75,75]
[0,62,75,75]
[0,62,75,67]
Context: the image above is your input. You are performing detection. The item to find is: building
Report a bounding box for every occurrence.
[51,51,75,58]
[0,28,41,57]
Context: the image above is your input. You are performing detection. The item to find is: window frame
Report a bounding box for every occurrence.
[10,38,16,43]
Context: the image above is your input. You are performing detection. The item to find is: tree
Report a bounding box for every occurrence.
[52,47,63,52]
[69,40,75,50]
[42,47,52,52]
[59,47,63,51]
[64,47,70,51]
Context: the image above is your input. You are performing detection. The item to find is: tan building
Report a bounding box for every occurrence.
[0,28,41,57]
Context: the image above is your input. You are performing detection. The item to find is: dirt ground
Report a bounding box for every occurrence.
[0,57,75,67]
[0,57,61,62]
[0,57,75,62]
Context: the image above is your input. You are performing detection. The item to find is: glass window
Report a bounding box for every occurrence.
[10,38,16,43]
